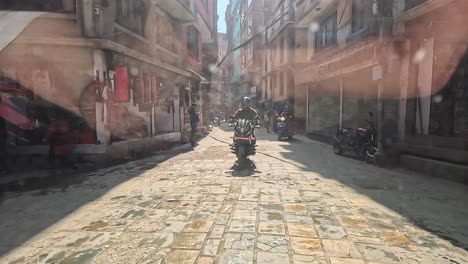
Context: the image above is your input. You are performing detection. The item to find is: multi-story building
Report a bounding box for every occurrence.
[294,0,468,179]
[261,0,296,113]
[294,0,394,137]
[391,0,468,179]
[238,0,265,104]
[212,32,230,112]
[0,0,211,161]
[225,0,242,110]
[189,0,218,124]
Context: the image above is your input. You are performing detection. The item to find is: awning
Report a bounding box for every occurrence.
[0,11,44,53]
[0,102,32,129]
[188,69,208,82]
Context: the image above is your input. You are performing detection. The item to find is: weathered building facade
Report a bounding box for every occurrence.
[294,0,467,179]
[261,0,296,112]
[0,0,212,162]
[295,0,395,138]
[238,0,265,104]
[225,0,242,110]
[391,0,468,179]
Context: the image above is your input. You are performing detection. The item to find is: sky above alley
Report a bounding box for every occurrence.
[218,0,228,33]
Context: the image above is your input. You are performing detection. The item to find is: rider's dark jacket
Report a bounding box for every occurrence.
[233,106,258,122]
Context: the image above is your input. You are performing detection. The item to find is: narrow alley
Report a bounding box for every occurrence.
[1,126,467,264]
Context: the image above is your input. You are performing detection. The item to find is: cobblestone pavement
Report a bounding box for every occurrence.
[1,127,468,264]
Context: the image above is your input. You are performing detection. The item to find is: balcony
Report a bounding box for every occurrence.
[296,0,338,28]
[151,0,196,22]
[405,0,429,11]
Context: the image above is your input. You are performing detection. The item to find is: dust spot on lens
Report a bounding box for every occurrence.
[130,67,139,76]
[433,94,443,103]
[208,64,217,73]
[413,49,427,64]
[309,22,319,33]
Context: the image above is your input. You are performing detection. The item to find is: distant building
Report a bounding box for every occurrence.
[261,0,295,114]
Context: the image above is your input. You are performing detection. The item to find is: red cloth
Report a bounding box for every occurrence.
[49,119,74,148]
[114,67,129,102]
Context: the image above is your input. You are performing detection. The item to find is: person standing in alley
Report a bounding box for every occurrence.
[188,103,199,147]
[264,110,272,133]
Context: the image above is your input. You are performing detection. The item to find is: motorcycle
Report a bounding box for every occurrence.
[230,118,256,169]
[332,112,378,162]
[277,116,294,140]
[213,116,221,126]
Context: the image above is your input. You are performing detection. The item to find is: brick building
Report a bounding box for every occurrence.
[0,0,215,163]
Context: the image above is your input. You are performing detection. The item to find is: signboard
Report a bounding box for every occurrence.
[317,43,375,81]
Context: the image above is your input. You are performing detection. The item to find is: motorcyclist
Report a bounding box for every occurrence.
[233,97,258,123]
[278,105,294,134]
[280,106,292,119]
[232,96,258,150]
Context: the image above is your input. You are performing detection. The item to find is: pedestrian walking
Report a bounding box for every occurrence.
[264,111,272,133]
[188,103,200,147]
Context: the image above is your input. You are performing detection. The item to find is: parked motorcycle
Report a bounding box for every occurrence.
[230,118,256,169]
[277,116,294,140]
[332,112,378,162]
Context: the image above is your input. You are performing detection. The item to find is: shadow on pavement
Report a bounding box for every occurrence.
[0,145,192,257]
[273,134,468,250]
[224,159,262,177]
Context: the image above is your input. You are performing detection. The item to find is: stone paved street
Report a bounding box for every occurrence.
[1,126,468,264]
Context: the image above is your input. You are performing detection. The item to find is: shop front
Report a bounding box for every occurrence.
[297,40,381,139]
[395,2,468,169]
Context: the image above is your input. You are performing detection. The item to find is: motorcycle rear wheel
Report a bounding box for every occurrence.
[237,145,246,169]
[360,143,377,163]
[333,142,343,155]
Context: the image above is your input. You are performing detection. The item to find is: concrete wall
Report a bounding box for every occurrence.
[0,15,94,114]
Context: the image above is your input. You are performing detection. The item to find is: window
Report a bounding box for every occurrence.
[315,12,337,51]
[351,0,372,34]
[115,0,145,34]
[187,26,199,58]
[203,0,209,7]
[279,72,285,96]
